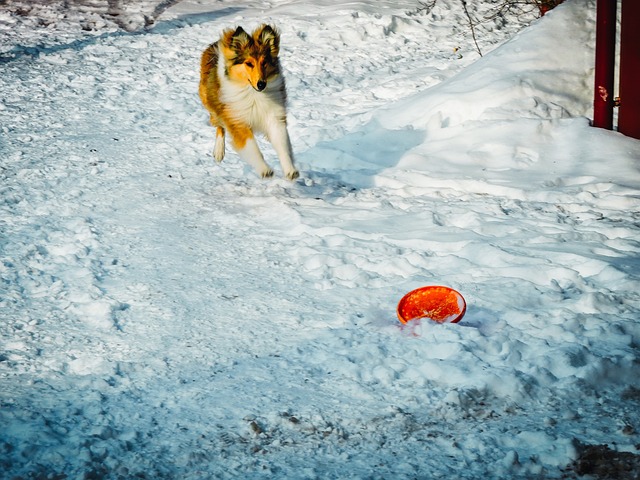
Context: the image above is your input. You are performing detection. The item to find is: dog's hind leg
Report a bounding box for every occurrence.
[213,125,225,162]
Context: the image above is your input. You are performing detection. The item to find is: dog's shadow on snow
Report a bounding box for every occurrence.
[298,120,426,193]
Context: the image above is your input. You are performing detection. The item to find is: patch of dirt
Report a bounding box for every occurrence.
[566,443,640,480]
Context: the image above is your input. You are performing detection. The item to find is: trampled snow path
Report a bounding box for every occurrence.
[1,0,640,478]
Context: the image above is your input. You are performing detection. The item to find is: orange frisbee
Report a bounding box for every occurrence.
[397,286,466,324]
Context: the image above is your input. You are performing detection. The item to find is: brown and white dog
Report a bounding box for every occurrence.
[199,25,299,180]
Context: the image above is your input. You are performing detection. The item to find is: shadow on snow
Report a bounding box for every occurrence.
[0,6,243,64]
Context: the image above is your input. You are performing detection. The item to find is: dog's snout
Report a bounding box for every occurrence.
[257,80,267,91]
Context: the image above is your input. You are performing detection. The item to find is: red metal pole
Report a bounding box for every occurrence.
[593,0,618,130]
[618,0,640,139]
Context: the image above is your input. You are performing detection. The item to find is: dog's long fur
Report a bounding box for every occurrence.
[199,24,299,180]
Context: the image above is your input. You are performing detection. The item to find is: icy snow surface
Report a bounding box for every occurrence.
[1,0,639,478]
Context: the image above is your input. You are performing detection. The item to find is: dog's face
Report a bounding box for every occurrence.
[220,25,280,92]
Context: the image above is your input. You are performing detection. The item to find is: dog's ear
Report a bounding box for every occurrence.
[254,24,280,58]
[222,26,251,53]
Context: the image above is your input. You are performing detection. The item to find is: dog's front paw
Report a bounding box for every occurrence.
[285,169,300,181]
[260,167,274,179]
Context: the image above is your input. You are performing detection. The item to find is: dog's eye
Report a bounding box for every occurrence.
[245,61,254,68]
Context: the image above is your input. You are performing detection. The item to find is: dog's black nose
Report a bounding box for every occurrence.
[257,80,266,91]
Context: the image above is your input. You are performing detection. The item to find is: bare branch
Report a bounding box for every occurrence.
[460,0,482,57]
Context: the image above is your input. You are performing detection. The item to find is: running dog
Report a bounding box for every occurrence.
[199,24,299,180]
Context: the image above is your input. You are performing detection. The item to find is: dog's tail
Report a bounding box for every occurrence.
[200,43,218,85]
[199,43,219,110]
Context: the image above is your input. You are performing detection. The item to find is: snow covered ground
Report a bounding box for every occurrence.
[1,0,639,478]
